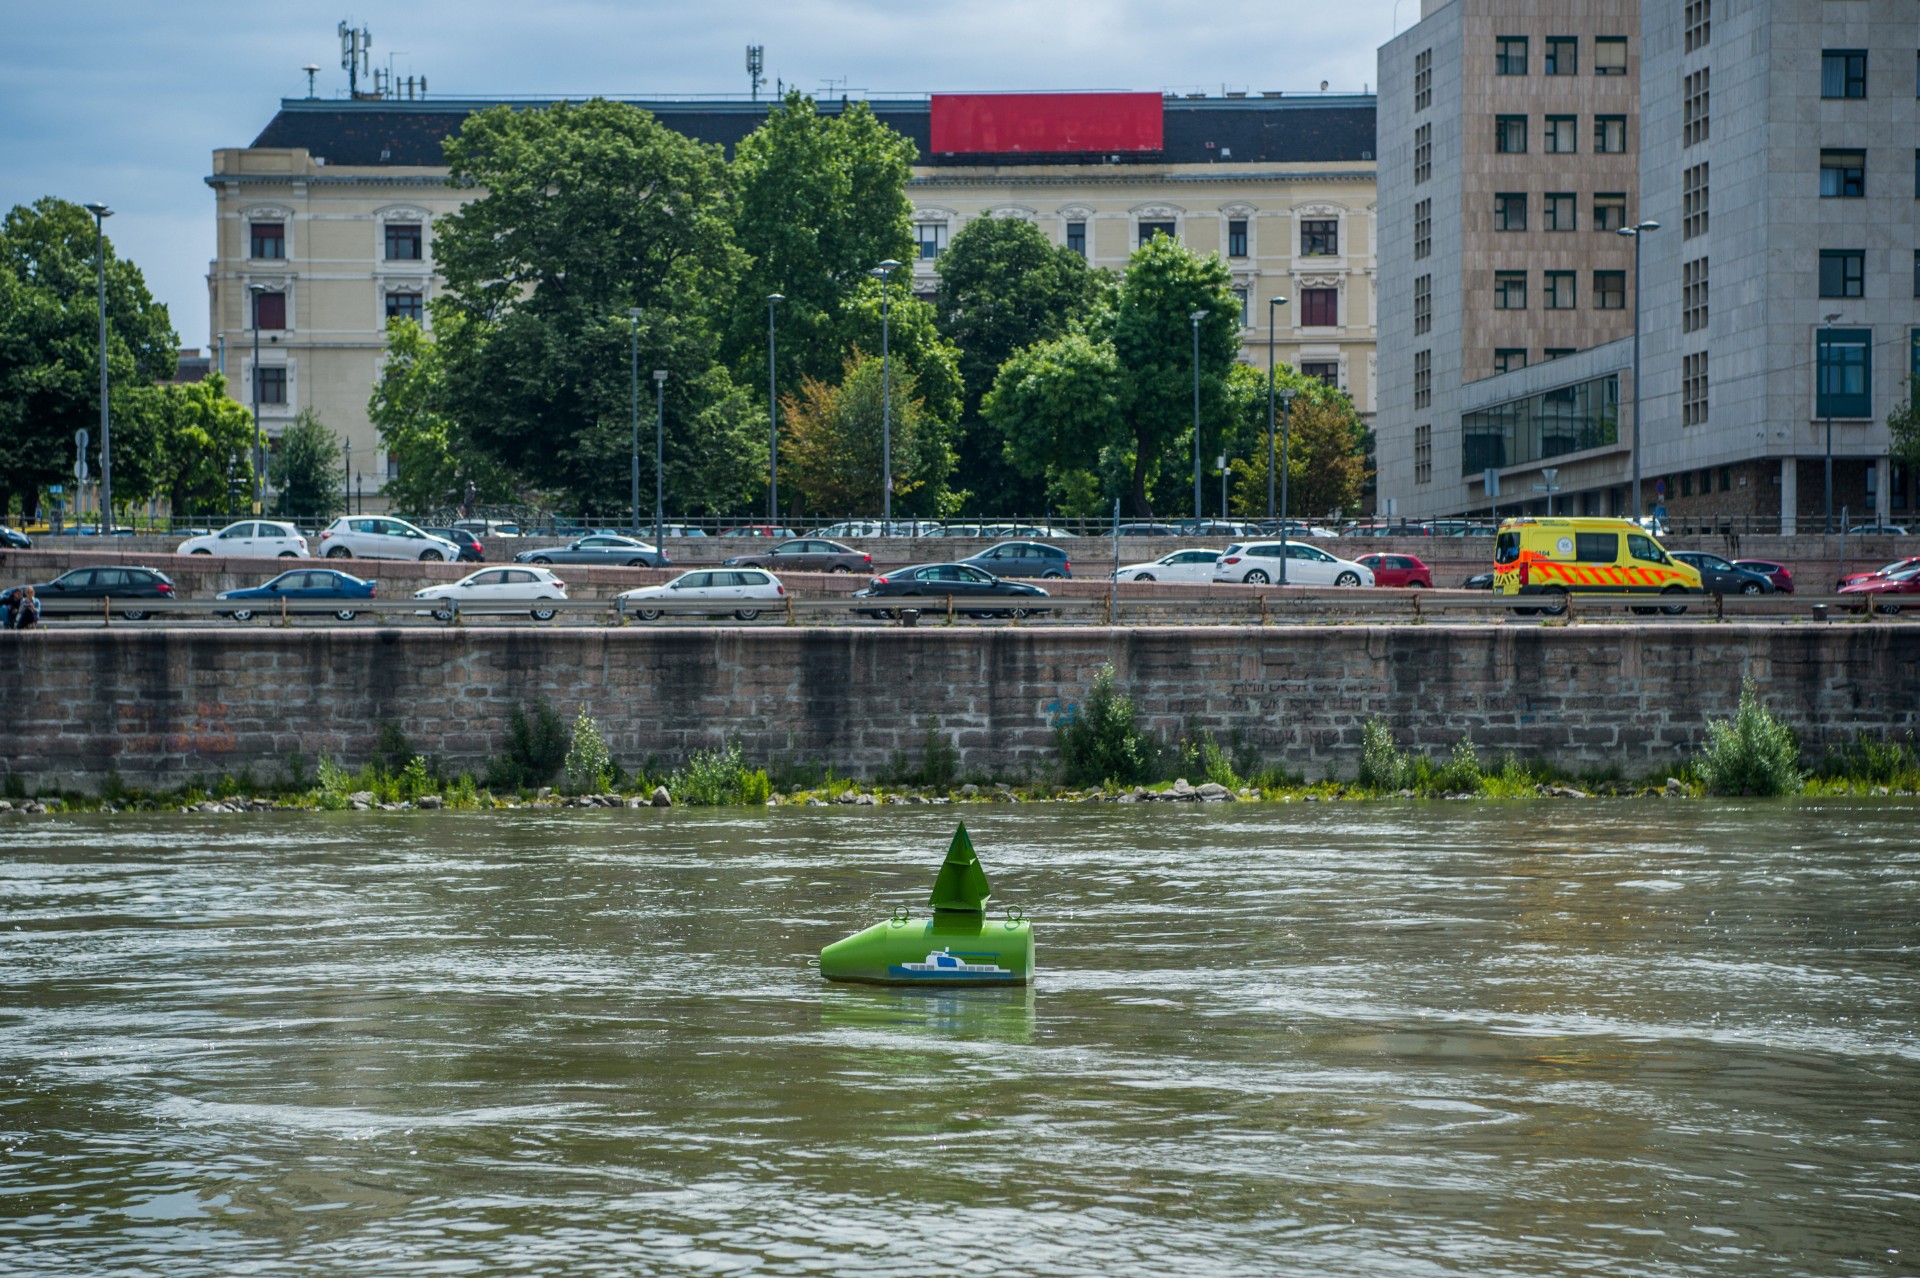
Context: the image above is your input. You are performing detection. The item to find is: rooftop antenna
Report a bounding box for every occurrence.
[746,44,765,102]
[302,63,320,98]
[338,21,371,98]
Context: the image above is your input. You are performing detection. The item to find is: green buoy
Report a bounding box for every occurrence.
[819,823,1033,986]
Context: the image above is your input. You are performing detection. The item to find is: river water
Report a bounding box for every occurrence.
[2,804,1916,1276]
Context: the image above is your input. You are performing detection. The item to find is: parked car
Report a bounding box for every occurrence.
[1462,571,1495,589]
[16,566,176,619]
[423,527,486,562]
[0,524,34,549]
[1732,560,1795,593]
[1173,519,1254,538]
[1253,520,1339,539]
[318,517,461,561]
[1838,557,1920,591]
[1110,549,1221,583]
[615,568,786,621]
[1839,565,1920,613]
[982,523,1068,539]
[1845,524,1909,537]
[452,519,522,539]
[722,538,872,574]
[809,521,884,539]
[513,534,667,568]
[1113,522,1178,538]
[1671,551,1775,595]
[852,563,1050,618]
[412,566,569,621]
[216,568,377,621]
[1212,541,1375,587]
[921,523,984,538]
[718,525,798,539]
[958,541,1071,579]
[654,524,709,538]
[176,520,310,558]
[1355,553,1434,588]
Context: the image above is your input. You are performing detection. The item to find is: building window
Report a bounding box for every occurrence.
[1544,348,1576,360]
[1545,271,1576,309]
[1495,271,1528,309]
[1822,50,1867,99]
[1301,362,1340,387]
[1233,287,1250,327]
[1065,221,1086,256]
[1495,115,1528,154]
[1545,115,1578,154]
[1593,193,1627,232]
[1914,249,1920,297]
[1301,288,1339,327]
[256,365,287,405]
[1494,348,1528,375]
[1413,199,1432,259]
[1682,258,1709,333]
[1595,37,1628,76]
[915,223,947,259]
[1413,274,1432,336]
[1138,220,1176,246]
[1685,1,1711,53]
[1817,327,1872,417]
[1301,219,1338,256]
[1683,163,1709,238]
[1684,69,1710,147]
[249,222,284,260]
[1545,37,1578,75]
[251,290,286,331]
[1493,193,1526,231]
[1414,49,1432,111]
[1594,270,1626,309]
[1915,149,1920,198]
[384,222,423,261]
[1820,149,1866,198]
[1414,424,1432,485]
[1683,352,1709,425]
[1496,36,1528,75]
[385,291,425,323]
[1227,219,1249,258]
[1461,374,1619,474]
[1820,249,1865,297]
[1594,116,1627,153]
[1414,350,1431,409]
[1681,471,1694,498]
[1414,124,1432,184]
[1544,193,1576,231]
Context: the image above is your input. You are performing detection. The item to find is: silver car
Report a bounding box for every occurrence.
[317,516,461,561]
[515,535,668,567]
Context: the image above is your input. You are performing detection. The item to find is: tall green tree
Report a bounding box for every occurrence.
[1889,377,1920,472]
[368,317,515,515]
[934,216,1104,513]
[780,353,954,518]
[983,236,1239,516]
[1223,365,1372,520]
[432,99,762,514]
[0,198,176,518]
[270,409,345,520]
[154,373,256,517]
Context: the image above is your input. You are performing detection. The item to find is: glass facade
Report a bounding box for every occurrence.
[1461,373,1619,475]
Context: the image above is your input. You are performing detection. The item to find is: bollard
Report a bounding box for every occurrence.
[899,608,920,627]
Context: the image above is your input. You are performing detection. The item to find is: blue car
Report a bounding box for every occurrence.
[217,568,378,621]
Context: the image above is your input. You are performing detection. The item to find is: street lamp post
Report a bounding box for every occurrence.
[652,369,668,550]
[1821,312,1844,534]
[1189,309,1209,522]
[83,202,112,531]
[1617,220,1659,522]
[870,260,901,528]
[627,308,643,536]
[355,472,363,516]
[247,283,268,515]
[343,438,351,518]
[1278,387,1296,585]
[1265,295,1290,520]
[767,294,783,522]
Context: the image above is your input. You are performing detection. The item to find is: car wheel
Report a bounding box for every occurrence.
[326,547,351,558]
[831,565,852,573]
[334,609,358,622]
[1009,607,1034,620]
[431,607,454,622]
[636,608,663,621]
[1660,586,1690,616]
[420,550,443,562]
[1539,587,1568,617]
[1739,581,1763,595]
[1408,579,1428,589]
[530,605,558,621]
[734,608,761,621]
[621,558,648,567]
[1877,601,1902,615]
[1243,569,1270,585]
[878,608,900,621]
[231,609,254,622]
[531,556,553,565]
[1042,570,1064,579]
[278,551,298,558]
[1336,571,1362,587]
[121,609,149,621]
[191,548,212,555]
[1133,572,1155,582]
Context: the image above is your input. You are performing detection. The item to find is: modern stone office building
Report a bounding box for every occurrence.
[1376,0,1920,528]
[206,91,1379,502]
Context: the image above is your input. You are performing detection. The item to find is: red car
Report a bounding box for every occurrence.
[1732,559,1794,593]
[1838,566,1920,614]
[1837,556,1920,591]
[1355,553,1433,588]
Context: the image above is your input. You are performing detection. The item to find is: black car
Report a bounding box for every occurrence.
[957,541,1072,579]
[852,563,1050,618]
[424,527,486,562]
[0,525,32,550]
[1671,551,1775,595]
[19,566,176,619]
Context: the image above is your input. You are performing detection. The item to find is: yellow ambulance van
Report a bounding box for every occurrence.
[1491,517,1703,615]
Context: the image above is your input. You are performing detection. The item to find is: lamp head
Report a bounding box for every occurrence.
[1279,387,1297,403]
[1635,220,1660,232]
[767,293,784,303]
[626,307,644,319]
[1269,296,1289,308]
[248,282,269,293]
[879,258,901,271]
[1189,309,1209,322]
[652,369,668,383]
[1823,312,1843,325]
[83,202,112,220]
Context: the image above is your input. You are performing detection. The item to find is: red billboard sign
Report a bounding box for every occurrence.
[929,92,1164,155]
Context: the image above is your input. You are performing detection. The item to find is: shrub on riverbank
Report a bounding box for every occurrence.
[1057,664,1158,787]
[669,739,772,806]
[488,701,570,791]
[1694,681,1804,797]
[563,707,614,795]
[1809,731,1920,794]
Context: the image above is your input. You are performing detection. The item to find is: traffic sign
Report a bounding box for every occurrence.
[75,428,88,448]
[75,458,89,481]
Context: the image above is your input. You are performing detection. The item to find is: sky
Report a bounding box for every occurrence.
[1,0,1411,351]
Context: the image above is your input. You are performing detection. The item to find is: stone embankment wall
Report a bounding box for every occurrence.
[3,625,1916,790]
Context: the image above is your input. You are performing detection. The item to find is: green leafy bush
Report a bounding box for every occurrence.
[314,759,354,810]
[1695,680,1804,797]
[1357,720,1412,792]
[669,739,772,805]
[1432,736,1483,795]
[1057,665,1157,787]
[562,706,614,794]
[1815,732,1920,789]
[489,701,570,791]
[1176,732,1242,789]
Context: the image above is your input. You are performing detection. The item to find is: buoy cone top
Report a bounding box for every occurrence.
[928,822,991,913]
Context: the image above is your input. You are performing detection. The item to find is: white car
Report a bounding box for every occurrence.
[413,566,569,620]
[615,568,786,621]
[177,520,309,558]
[1212,541,1375,587]
[318,516,462,561]
[1111,548,1221,583]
